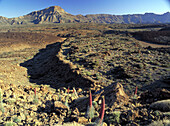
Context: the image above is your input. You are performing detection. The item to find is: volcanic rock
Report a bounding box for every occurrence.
[150,99,170,112]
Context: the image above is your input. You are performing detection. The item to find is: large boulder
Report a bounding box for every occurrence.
[150,99,170,112]
[140,88,170,104]
[71,82,129,111]
[104,82,129,108]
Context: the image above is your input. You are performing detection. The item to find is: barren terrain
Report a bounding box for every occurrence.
[0,32,65,86]
[0,23,169,126]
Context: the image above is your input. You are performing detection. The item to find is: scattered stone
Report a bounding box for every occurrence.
[130,122,140,126]
[62,122,85,126]
[54,101,68,110]
[77,117,88,123]
[0,78,168,126]
[163,112,170,119]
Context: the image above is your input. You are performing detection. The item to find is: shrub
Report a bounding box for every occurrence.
[111,111,121,123]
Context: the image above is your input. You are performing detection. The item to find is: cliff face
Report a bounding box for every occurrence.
[0,6,170,25]
[0,16,10,25]
[25,6,76,24]
[83,12,170,24]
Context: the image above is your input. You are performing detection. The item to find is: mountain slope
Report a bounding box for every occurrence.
[24,6,79,24]
[0,6,170,25]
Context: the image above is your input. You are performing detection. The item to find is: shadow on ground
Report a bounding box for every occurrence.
[20,42,92,89]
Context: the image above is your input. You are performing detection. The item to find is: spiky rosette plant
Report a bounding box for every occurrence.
[64,95,70,109]
[33,88,38,104]
[67,87,70,94]
[134,86,138,99]
[95,96,105,126]
[72,87,78,98]
[58,89,62,101]
[135,86,138,95]
[64,87,70,109]
[86,89,95,121]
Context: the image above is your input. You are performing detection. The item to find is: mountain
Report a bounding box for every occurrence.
[23,6,79,24]
[0,6,170,25]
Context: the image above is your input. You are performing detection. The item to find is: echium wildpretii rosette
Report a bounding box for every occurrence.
[72,87,78,98]
[86,89,95,121]
[33,88,38,104]
[135,86,138,95]
[34,88,36,96]
[64,87,70,109]
[67,86,69,94]
[95,96,105,126]
[134,86,138,99]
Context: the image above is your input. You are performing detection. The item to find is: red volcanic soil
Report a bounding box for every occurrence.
[0,32,65,52]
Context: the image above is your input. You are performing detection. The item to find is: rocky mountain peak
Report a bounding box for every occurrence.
[0,16,8,19]
[163,12,170,15]
[43,6,67,14]
[48,6,66,13]
[27,6,67,16]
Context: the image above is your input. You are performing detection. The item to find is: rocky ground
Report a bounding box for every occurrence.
[0,24,169,126]
[0,81,169,126]
[61,34,170,94]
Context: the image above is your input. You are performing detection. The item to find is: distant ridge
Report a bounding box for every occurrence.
[0,6,170,25]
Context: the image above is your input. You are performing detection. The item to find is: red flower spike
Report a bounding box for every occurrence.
[135,86,138,95]
[89,89,92,108]
[99,96,105,124]
[67,87,70,93]
[34,88,36,96]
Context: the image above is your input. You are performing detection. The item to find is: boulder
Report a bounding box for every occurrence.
[140,88,170,103]
[54,101,68,110]
[150,99,170,112]
[71,82,129,111]
[62,122,84,126]
[104,82,129,108]
[71,97,88,112]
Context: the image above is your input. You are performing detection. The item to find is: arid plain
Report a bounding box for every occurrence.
[0,21,170,126]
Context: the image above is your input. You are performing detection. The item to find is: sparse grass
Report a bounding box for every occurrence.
[111,111,121,123]
[5,99,16,105]
[0,89,4,113]
[4,122,15,126]
[148,119,170,126]
[13,117,21,123]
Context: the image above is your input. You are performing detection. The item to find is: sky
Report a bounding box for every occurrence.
[0,0,169,18]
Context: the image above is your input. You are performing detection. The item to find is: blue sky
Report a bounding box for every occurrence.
[0,0,169,18]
